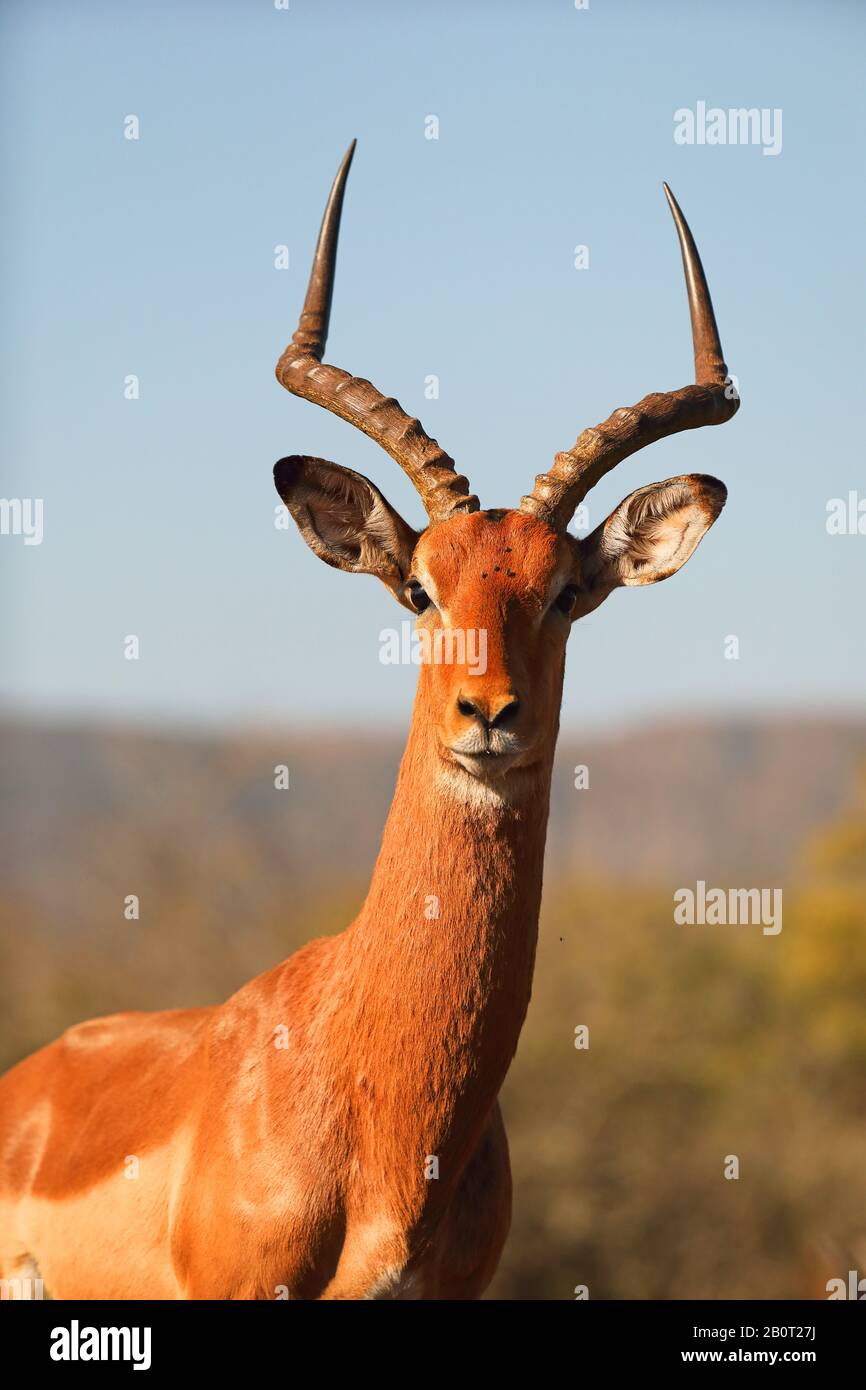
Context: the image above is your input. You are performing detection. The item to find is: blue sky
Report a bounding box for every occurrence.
[1,0,864,732]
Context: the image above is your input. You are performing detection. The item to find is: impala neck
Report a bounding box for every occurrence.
[342,678,558,1175]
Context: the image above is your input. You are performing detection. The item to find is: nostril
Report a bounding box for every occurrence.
[490,697,521,729]
[457,696,481,720]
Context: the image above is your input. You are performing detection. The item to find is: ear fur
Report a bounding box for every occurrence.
[274,455,419,608]
[575,473,726,615]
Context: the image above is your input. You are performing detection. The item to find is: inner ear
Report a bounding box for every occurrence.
[576,473,726,611]
[274,455,420,607]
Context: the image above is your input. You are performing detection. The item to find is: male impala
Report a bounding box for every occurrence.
[0,143,738,1299]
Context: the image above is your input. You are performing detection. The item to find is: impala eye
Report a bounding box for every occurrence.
[554,583,579,616]
[407,580,431,613]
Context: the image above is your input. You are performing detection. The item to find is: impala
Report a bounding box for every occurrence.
[0,143,738,1299]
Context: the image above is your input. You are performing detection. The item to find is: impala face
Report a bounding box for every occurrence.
[275,457,727,785]
[274,140,738,786]
[408,509,575,780]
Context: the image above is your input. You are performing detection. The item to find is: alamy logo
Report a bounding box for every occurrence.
[674,880,783,936]
[0,1275,44,1299]
[0,497,43,545]
[379,622,487,675]
[674,102,782,157]
[827,1270,866,1300]
[826,491,866,535]
[50,1320,152,1371]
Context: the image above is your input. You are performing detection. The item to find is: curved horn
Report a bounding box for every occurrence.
[521,183,739,529]
[276,142,478,524]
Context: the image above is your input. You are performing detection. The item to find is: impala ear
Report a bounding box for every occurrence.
[274,455,420,608]
[574,473,726,616]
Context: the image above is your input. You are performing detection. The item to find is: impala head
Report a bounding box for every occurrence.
[274,142,739,784]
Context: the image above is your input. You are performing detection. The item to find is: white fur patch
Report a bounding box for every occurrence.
[363,1264,424,1300]
[435,760,511,810]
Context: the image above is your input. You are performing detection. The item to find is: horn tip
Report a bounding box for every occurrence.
[662,181,689,232]
[334,140,357,183]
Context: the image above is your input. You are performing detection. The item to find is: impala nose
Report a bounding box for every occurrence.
[456,691,521,730]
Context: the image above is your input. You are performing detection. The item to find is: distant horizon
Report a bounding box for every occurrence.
[2,697,864,744]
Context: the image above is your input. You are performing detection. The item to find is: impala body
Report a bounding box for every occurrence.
[0,143,738,1299]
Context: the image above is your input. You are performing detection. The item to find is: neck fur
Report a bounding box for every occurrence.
[339,678,557,1181]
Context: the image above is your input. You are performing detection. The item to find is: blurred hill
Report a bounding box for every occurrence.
[2,714,864,927]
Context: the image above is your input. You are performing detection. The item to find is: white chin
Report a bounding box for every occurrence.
[451,751,520,780]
